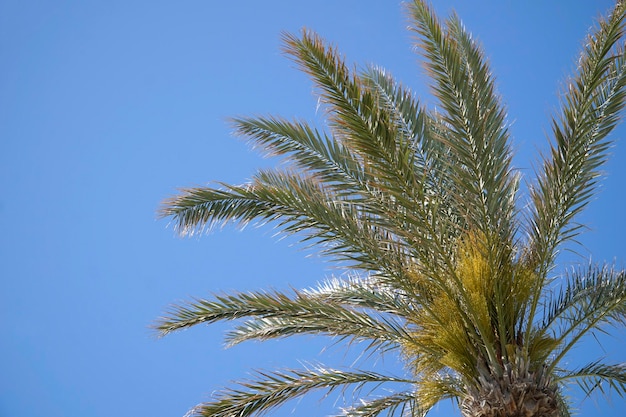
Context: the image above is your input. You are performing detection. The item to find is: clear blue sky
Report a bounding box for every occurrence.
[1,1,625,416]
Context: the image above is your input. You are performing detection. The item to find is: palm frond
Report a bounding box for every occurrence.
[225,315,405,353]
[554,361,626,399]
[527,2,626,273]
[231,116,366,196]
[281,31,463,275]
[339,391,421,417]
[188,366,415,417]
[408,1,517,242]
[361,66,435,178]
[160,169,412,276]
[282,30,416,192]
[159,184,268,236]
[542,264,626,370]
[521,0,626,361]
[301,275,417,318]
[155,287,411,350]
[362,66,461,249]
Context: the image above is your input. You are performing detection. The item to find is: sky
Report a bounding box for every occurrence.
[1,1,625,417]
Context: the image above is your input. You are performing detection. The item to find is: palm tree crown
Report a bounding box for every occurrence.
[156,1,626,416]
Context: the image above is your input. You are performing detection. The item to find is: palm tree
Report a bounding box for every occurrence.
[155,1,626,416]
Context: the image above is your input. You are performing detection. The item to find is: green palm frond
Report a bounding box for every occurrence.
[339,392,420,417]
[282,30,412,188]
[361,66,446,188]
[159,182,276,236]
[362,66,461,255]
[555,362,626,398]
[223,278,415,353]
[301,275,417,317]
[187,367,415,417]
[362,66,455,212]
[361,66,428,156]
[527,2,626,274]
[155,288,411,349]
[522,0,626,361]
[542,265,626,330]
[542,265,626,370]
[408,1,517,242]
[231,116,366,195]
[161,169,410,275]
[282,30,441,246]
[281,31,458,269]
[225,315,405,352]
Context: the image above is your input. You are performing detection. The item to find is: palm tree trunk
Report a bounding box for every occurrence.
[460,363,558,417]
